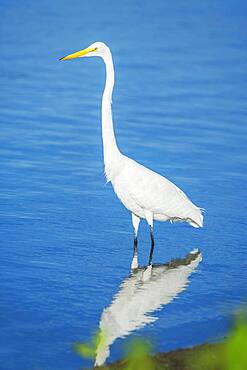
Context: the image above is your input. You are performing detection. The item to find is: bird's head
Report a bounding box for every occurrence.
[60,42,110,61]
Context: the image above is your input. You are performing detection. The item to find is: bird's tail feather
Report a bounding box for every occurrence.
[189,208,204,228]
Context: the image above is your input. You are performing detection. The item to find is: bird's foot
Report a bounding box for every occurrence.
[131,254,139,270]
[142,264,152,282]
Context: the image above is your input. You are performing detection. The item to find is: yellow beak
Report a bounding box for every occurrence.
[59,47,97,61]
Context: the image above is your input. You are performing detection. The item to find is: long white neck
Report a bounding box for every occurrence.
[101,50,121,172]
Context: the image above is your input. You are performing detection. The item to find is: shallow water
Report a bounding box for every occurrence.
[1,1,247,369]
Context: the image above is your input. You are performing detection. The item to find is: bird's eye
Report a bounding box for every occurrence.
[91,47,97,52]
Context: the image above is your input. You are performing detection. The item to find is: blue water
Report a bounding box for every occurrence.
[1,0,247,369]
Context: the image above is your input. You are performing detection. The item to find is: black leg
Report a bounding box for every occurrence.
[134,236,138,256]
[148,226,154,265]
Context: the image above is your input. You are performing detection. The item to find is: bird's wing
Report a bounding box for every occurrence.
[122,157,199,220]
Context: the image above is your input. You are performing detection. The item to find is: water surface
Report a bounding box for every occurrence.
[1,1,247,369]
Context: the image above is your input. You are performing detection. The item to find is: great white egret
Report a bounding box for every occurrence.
[60,42,204,268]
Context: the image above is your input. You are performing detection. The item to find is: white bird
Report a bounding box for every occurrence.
[60,42,204,268]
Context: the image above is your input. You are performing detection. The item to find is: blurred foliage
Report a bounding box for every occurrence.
[188,344,224,370]
[123,338,159,370]
[75,309,247,370]
[189,309,247,370]
[74,330,106,360]
[225,312,247,370]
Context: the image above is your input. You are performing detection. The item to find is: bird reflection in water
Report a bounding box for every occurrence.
[95,249,202,366]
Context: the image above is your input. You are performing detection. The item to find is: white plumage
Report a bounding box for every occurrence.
[109,155,203,227]
[60,41,204,267]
